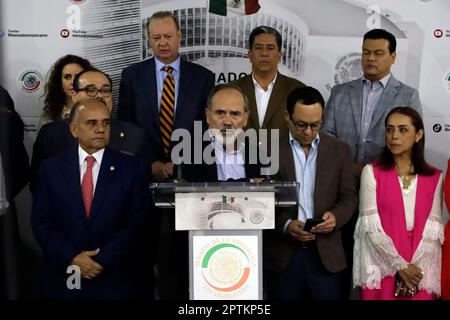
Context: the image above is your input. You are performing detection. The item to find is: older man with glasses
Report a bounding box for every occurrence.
[264,86,358,300]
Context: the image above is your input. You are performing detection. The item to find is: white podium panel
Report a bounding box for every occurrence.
[176,192,275,230]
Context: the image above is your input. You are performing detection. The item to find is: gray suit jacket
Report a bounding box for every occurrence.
[265,134,358,273]
[323,75,421,164]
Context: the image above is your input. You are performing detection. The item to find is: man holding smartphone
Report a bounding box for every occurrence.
[264,86,358,300]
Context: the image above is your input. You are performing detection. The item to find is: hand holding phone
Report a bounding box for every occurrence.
[303,218,325,232]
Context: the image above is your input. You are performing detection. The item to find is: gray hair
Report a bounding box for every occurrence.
[206,83,249,112]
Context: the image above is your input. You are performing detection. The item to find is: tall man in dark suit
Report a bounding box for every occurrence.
[265,87,357,300]
[118,10,215,182]
[0,86,29,202]
[31,68,148,193]
[117,10,214,299]
[0,85,30,299]
[232,26,305,140]
[31,99,150,299]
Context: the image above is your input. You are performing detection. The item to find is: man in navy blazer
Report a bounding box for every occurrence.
[117,10,215,182]
[117,11,214,299]
[30,68,148,194]
[31,99,150,299]
[0,85,30,299]
[0,85,30,201]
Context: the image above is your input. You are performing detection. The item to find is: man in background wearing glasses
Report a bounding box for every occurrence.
[31,68,148,194]
[264,86,357,300]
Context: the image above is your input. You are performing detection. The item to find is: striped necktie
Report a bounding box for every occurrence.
[159,65,175,156]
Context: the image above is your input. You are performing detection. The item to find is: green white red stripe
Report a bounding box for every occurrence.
[201,243,251,292]
[209,0,260,16]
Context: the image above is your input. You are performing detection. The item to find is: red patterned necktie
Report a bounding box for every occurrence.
[81,155,96,218]
[159,65,175,155]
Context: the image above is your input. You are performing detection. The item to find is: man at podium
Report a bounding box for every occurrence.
[182,83,263,182]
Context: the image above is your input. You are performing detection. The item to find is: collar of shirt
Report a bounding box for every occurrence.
[289,132,320,151]
[78,145,105,170]
[155,56,180,112]
[252,73,277,92]
[155,56,181,75]
[362,73,391,89]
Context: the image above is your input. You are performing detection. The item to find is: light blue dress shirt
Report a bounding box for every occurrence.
[359,73,391,162]
[214,140,246,181]
[155,56,181,112]
[290,132,320,222]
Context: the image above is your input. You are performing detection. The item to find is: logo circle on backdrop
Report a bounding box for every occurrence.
[432,124,442,133]
[334,52,362,85]
[201,243,251,293]
[433,29,444,38]
[18,70,43,93]
[60,29,70,38]
[444,70,450,92]
[70,0,86,4]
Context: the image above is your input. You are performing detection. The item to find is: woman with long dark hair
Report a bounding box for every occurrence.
[353,106,443,300]
[40,54,91,125]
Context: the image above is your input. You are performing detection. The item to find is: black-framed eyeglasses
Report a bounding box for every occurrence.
[77,86,112,98]
[290,118,323,132]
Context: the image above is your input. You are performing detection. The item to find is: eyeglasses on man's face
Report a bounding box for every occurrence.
[77,86,112,98]
[289,118,323,132]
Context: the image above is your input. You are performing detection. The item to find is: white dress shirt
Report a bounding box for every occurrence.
[253,74,277,127]
[78,146,105,193]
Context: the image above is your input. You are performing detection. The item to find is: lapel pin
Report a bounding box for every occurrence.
[110,166,115,171]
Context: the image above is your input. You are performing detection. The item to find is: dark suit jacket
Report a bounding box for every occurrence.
[117,57,215,166]
[233,72,305,138]
[31,147,150,299]
[0,86,30,200]
[181,137,262,182]
[30,118,148,194]
[265,134,358,273]
[0,85,15,112]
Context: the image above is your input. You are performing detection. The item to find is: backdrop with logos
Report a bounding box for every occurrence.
[0,0,449,172]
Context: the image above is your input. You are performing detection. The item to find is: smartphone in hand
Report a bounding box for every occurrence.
[303,218,325,232]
